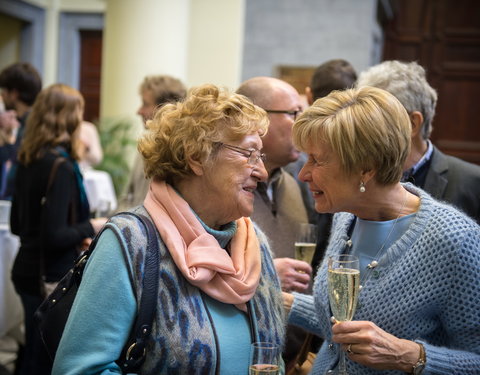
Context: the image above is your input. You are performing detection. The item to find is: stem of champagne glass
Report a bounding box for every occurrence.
[338,347,347,374]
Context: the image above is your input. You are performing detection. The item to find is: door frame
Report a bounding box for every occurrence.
[58,12,103,89]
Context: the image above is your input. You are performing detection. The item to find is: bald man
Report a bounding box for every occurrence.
[237,77,312,292]
[238,76,316,371]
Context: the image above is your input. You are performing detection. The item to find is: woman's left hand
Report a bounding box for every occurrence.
[331,320,420,372]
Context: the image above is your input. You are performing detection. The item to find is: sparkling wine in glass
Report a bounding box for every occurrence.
[294,223,317,264]
[249,342,280,375]
[327,254,360,375]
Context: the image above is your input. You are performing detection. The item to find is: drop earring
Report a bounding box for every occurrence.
[359,181,366,193]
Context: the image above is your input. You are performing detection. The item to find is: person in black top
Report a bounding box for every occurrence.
[0,62,42,200]
[10,84,106,375]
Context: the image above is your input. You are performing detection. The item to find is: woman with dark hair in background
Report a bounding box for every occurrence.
[10,84,106,375]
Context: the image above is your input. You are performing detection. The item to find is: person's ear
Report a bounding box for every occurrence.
[305,86,314,105]
[187,157,204,176]
[409,111,424,138]
[360,169,376,184]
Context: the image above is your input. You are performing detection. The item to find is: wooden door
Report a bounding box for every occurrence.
[79,30,103,123]
[382,0,480,165]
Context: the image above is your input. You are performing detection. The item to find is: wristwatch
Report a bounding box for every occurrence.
[412,343,426,375]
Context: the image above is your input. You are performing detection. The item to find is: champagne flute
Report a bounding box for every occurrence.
[327,254,360,375]
[249,342,280,375]
[295,223,317,265]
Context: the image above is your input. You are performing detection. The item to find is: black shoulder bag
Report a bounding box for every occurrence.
[34,212,159,373]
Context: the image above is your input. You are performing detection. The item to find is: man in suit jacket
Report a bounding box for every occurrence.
[423,146,480,222]
[357,60,480,223]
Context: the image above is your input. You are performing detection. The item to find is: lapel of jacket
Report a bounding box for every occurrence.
[423,146,448,199]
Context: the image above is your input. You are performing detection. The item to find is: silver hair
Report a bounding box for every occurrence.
[356,60,437,140]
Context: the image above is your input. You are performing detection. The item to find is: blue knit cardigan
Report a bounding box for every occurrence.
[289,184,480,374]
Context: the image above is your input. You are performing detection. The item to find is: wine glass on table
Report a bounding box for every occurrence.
[249,342,280,375]
[327,254,360,375]
[294,223,317,266]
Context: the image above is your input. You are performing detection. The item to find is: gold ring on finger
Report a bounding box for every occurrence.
[347,344,354,354]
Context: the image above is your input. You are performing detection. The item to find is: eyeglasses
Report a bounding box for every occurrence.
[264,109,302,120]
[219,143,266,166]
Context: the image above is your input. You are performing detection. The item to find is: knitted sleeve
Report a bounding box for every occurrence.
[421,224,480,374]
[288,292,326,337]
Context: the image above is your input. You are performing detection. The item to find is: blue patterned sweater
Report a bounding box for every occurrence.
[53,206,285,375]
[289,184,480,374]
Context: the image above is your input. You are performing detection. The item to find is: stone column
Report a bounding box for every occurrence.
[100,0,189,118]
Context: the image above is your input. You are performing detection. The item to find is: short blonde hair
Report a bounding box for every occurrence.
[293,86,411,185]
[138,84,269,182]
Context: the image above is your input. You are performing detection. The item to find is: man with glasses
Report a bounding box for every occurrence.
[237,76,313,371]
[237,76,312,290]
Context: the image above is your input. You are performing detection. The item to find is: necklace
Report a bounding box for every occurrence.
[345,189,409,288]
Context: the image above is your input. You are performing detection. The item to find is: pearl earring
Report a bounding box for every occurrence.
[359,181,366,193]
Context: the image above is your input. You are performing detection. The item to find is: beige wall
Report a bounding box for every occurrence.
[187,0,245,90]
[100,0,190,118]
[23,0,105,12]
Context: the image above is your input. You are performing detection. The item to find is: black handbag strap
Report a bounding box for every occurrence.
[41,156,66,206]
[39,156,66,293]
[115,212,159,373]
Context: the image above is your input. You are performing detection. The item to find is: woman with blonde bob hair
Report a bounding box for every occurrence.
[11,84,106,375]
[53,84,286,375]
[284,86,480,374]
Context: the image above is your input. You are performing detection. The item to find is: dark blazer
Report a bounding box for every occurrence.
[424,146,480,223]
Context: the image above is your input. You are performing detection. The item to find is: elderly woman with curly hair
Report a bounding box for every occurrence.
[52,84,286,375]
[284,86,480,374]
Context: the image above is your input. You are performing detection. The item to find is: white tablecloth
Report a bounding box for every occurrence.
[83,169,117,215]
[0,201,23,337]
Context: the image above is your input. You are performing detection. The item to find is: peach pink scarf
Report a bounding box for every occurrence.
[143,180,261,311]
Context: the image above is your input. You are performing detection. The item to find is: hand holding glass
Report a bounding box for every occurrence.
[249,342,280,375]
[294,223,317,264]
[327,254,360,375]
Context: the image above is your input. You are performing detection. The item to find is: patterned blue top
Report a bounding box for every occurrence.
[53,207,285,375]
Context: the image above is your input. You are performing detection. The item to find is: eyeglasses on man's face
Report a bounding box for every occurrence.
[218,143,266,166]
[264,109,302,121]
